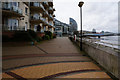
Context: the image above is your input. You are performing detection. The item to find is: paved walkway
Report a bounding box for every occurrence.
[2,37,112,80]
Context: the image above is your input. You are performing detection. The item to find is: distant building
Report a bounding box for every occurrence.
[54,19,70,37]
[69,18,78,34]
[92,29,96,33]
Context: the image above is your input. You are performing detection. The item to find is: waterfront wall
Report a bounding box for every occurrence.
[69,37,119,78]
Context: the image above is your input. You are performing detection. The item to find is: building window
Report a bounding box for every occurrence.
[25,7,28,15]
[13,2,19,7]
[34,25,37,32]
[34,2,39,7]
[33,14,39,19]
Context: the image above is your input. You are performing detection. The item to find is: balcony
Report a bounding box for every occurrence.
[30,15,48,25]
[49,7,53,11]
[48,22,55,28]
[48,14,53,20]
[48,2,53,7]
[30,2,45,13]
[23,2,29,6]
[2,25,25,31]
[43,2,49,8]
[43,11,49,17]
[48,7,54,14]
[2,4,24,18]
[42,19,49,26]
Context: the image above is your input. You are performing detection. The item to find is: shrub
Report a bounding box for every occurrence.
[2,35,11,42]
[36,37,42,42]
[42,35,50,40]
[27,30,43,42]
[44,31,53,39]
[53,34,56,38]
[12,31,33,42]
[27,30,38,40]
[46,35,50,40]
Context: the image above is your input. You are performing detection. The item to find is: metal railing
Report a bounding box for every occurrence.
[2,3,23,15]
[30,15,48,24]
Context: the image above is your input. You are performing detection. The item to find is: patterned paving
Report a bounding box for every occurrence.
[3,56,91,71]
[9,62,101,78]
[2,73,15,79]
[2,37,112,79]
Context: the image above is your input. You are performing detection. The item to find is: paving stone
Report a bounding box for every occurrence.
[60,72,111,78]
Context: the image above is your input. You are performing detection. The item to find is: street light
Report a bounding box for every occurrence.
[78,1,84,51]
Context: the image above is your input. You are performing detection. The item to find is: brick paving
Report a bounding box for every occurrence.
[10,62,101,78]
[3,56,91,70]
[2,73,15,79]
[59,72,111,78]
[2,46,45,56]
[2,37,112,79]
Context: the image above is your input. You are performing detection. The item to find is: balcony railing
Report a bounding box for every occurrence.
[2,25,25,31]
[40,3,45,11]
[49,14,53,19]
[31,15,40,20]
[2,4,23,15]
[48,22,55,28]
[30,2,45,12]
[49,7,53,11]
[45,11,49,16]
[30,15,48,24]
[40,17,46,22]
[43,2,49,7]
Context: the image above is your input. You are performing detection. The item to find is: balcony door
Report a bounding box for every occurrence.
[8,19,18,30]
[34,25,37,32]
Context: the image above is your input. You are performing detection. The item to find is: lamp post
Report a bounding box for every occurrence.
[78,1,84,51]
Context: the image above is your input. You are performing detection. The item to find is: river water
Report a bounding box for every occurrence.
[91,36,120,49]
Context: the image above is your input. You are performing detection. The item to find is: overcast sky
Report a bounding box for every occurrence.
[54,0,119,33]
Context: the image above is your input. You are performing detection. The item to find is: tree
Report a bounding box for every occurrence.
[101,31,104,33]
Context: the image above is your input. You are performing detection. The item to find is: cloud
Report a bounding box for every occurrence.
[82,2,118,32]
[54,0,118,33]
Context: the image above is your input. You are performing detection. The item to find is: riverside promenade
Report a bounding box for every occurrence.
[2,37,112,79]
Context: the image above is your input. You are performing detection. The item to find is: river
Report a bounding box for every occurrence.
[90,36,120,49]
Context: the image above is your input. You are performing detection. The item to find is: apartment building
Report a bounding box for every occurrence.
[2,2,30,31]
[2,1,55,33]
[30,2,55,33]
[54,19,70,37]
